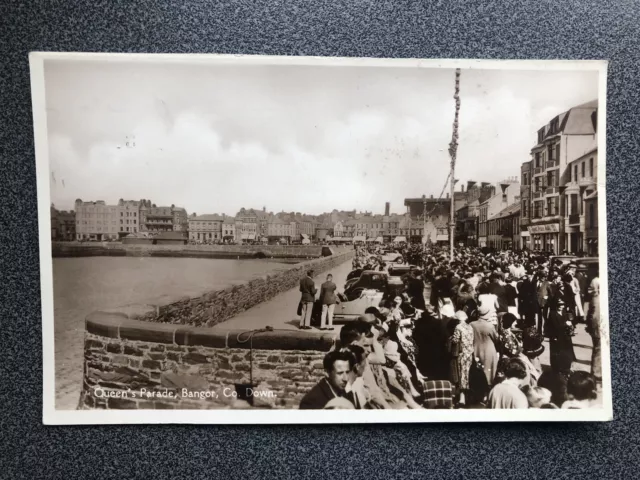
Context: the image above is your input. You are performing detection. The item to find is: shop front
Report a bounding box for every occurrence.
[529,223,561,254]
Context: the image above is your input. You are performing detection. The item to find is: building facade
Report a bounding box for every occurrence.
[74,199,120,240]
[584,191,599,256]
[267,215,296,242]
[478,179,520,248]
[188,214,223,242]
[562,148,598,254]
[487,202,521,250]
[525,100,598,254]
[222,216,236,243]
[520,161,532,250]
[51,206,76,241]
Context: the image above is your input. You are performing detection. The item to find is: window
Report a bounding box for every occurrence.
[133,220,136,225]
[555,144,560,163]
[589,157,594,177]
[574,165,578,182]
[134,212,137,217]
[589,203,595,227]
[581,162,585,178]
[120,219,123,224]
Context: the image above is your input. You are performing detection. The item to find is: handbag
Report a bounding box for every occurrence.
[296,301,303,316]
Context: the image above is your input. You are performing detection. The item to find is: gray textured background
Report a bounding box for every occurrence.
[1,0,639,478]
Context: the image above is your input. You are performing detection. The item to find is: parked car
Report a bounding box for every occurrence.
[331,277,406,322]
[381,251,404,264]
[344,270,388,300]
[549,255,577,267]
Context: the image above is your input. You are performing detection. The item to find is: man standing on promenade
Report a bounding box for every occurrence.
[320,273,339,330]
[299,269,317,330]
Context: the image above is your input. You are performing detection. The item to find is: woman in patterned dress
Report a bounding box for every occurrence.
[450,310,475,406]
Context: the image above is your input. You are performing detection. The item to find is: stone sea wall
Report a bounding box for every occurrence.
[52,242,350,259]
[133,249,354,327]
[80,313,334,410]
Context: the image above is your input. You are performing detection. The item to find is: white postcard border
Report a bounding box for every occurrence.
[29,52,612,424]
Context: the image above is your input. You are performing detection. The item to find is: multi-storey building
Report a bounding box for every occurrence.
[139,200,187,234]
[404,195,450,244]
[267,215,296,243]
[487,202,521,250]
[51,206,76,241]
[117,199,141,236]
[584,190,599,256]
[562,148,598,254]
[172,207,188,232]
[525,100,598,254]
[188,214,223,242]
[520,162,533,249]
[74,199,120,240]
[478,179,520,248]
[222,216,236,243]
[236,207,269,242]
[455,181,495,246]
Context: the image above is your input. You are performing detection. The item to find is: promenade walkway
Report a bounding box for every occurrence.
[214,259,354,331]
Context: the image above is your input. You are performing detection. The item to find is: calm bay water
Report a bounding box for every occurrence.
[52,256,299,409]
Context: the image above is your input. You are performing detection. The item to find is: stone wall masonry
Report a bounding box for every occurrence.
[52,242,352,259]
[80,313,335,410]
[128,249,354,327]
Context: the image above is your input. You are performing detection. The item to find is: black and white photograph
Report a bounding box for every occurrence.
[30,54,611,423]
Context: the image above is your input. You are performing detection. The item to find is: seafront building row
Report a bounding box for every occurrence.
[51,100,599,254]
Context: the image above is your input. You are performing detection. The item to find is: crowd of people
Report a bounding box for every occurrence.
[300,243,601,410]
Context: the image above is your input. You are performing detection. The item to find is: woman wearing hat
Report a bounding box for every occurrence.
[470,301,500,386]
[546,272,577,374]
[449,310,475,406]
[518,327,544,386]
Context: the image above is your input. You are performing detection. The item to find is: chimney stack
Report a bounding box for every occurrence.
[467,181,476,191]
[430,194,434,199]
[461,184,465,192]
[384,202,390,216]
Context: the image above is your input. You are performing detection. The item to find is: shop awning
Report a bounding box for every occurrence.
[375,237,383,243]
[301,234,309,240]
[520,231,530,237]
[366,237,377,242]
[393,236,407,243]
[436,234,448,241]
[353,236,366,242]
[241,233,256,240]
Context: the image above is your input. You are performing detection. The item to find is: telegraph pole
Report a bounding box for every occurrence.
[449,68,461,262]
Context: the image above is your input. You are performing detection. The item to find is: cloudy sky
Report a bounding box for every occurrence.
[44,58,598,216]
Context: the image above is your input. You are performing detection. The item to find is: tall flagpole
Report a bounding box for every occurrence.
[449,68,461,262]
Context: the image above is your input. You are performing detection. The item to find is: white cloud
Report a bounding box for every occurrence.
[45,60,599,216]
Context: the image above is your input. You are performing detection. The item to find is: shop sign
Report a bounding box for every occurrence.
[529,224,559,234]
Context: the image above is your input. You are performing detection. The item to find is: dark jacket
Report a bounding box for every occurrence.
[536,279,551,307]
[319,281,338,305]
[299,378,345,409]
[300,276,317,303]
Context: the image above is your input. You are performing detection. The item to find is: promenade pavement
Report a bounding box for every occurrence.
[213,259,355,331]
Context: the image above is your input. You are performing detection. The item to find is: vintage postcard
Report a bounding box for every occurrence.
[30,53,611,423]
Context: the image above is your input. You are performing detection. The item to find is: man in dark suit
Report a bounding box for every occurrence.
[299,350,355,409]
[299,269,317,330]
[535,267,551,336]
[517,268,538,328]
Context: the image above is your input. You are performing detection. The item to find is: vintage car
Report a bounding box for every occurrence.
[344,270,389,300]
[381,251,404,264]
[549,255,577,266]
[331,276,406,322]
